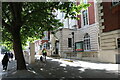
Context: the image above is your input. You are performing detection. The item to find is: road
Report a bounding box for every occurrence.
[28,56,119,78]
[0,55,119,79]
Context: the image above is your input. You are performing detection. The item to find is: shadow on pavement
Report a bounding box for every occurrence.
[27,58,119,78]
[0,57,119,79]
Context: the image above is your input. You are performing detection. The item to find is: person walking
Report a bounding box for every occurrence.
[42,48,47,61]
[2,53,9,71]
[10,52,13,60]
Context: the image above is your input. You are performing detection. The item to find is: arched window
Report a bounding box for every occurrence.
[84,33,91,50]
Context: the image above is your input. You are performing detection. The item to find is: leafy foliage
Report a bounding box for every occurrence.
[2,2,90,50]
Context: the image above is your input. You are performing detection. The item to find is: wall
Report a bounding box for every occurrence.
[97,1,120,63]
[98,50,117,63]
[98,29,120,63]
[76,23,99,51]
[99,29,120,63]
[55,23,100,59]
[56,10,77,29]
[55,28,76,57]
[50,33,56,55]
[50,28,79,58]
[77,0,95,28]
[100,29,120,50]
[102,2,120,32]
[88,1,95,25]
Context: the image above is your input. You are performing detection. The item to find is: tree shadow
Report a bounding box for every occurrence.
[1,58,119,79]
[27,58,119,78]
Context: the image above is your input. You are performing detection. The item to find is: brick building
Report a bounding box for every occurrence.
[76,0,100,61]
[98,1,120,63]
[50,0,100,60]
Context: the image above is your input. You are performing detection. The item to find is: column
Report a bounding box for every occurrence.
[29,43,35,64]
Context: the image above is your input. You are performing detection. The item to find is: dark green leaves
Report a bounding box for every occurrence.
[2,2,90,49]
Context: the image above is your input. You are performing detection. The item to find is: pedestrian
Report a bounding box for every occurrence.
[2,53,9,71]
[40,56,43,62]
[10,52,13,60]
[7,52,11,58]
[42,48,47,61]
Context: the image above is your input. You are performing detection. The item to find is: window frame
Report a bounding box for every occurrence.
[82,10,88,26]
[117,38,120,48]
[84,33,91,51]
[68,38,72,48]
[112,0,120,6]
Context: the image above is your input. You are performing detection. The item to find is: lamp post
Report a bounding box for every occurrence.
[71,32,74,53]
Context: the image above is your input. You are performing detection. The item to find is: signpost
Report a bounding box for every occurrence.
[75,41,84,52]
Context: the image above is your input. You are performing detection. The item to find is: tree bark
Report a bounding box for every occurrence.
[12,29,26,70]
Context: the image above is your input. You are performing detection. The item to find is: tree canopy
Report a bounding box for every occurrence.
[2,2,90,50]
[2,2,90,70]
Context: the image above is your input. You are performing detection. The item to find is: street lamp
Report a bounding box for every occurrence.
[71,32,74,53]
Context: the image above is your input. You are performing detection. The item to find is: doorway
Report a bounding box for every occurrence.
[55,40,59,54]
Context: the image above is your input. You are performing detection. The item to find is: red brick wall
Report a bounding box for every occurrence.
[77,15,81,28]
[88,1,95,25]
[102,2,120,32]
[77,1,95,28]
[77,2,81,28]
[41,40,48,44]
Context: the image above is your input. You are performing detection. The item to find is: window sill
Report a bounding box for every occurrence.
[82,25,89,28]
[84,50,91,52]
[68,47,72,49]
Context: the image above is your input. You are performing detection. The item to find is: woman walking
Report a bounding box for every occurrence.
[42,48,47,61]
[2,53,9,71]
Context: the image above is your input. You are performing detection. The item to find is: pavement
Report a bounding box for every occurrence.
[0,55,119,79]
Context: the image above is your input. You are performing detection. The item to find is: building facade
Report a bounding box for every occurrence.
[50,9,77,57]
[50,0,100,60]
[98,1,120,63]
[75,0,100,61]
[50,0,120,63]
[50,28,78,57]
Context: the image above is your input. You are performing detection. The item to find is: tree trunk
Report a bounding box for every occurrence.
[12,29,26,70]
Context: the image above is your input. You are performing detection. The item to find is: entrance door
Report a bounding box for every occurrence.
[55,41,59,54]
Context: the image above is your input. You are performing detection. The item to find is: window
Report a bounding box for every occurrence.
[83,0,87,4]
[112,0,120,6]
[82,10,88,26]
[47,43,50,49]
[98,34,100,47]
[43,43,47,48]
[68,38,72,48]
[40,45,42,50]
[117,38,120,48]
[84,33,91,50]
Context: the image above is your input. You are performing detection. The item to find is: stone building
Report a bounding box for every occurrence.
[50,9,77,57]
[75,0,100,61]
[50,0,120,63]
[97,0,120,63]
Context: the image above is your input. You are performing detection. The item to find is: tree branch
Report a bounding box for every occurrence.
[2,9,11,24]
[2,19,11,31]
[5,36,13,42]
[22,3,57,25]
[9,2,23,27]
